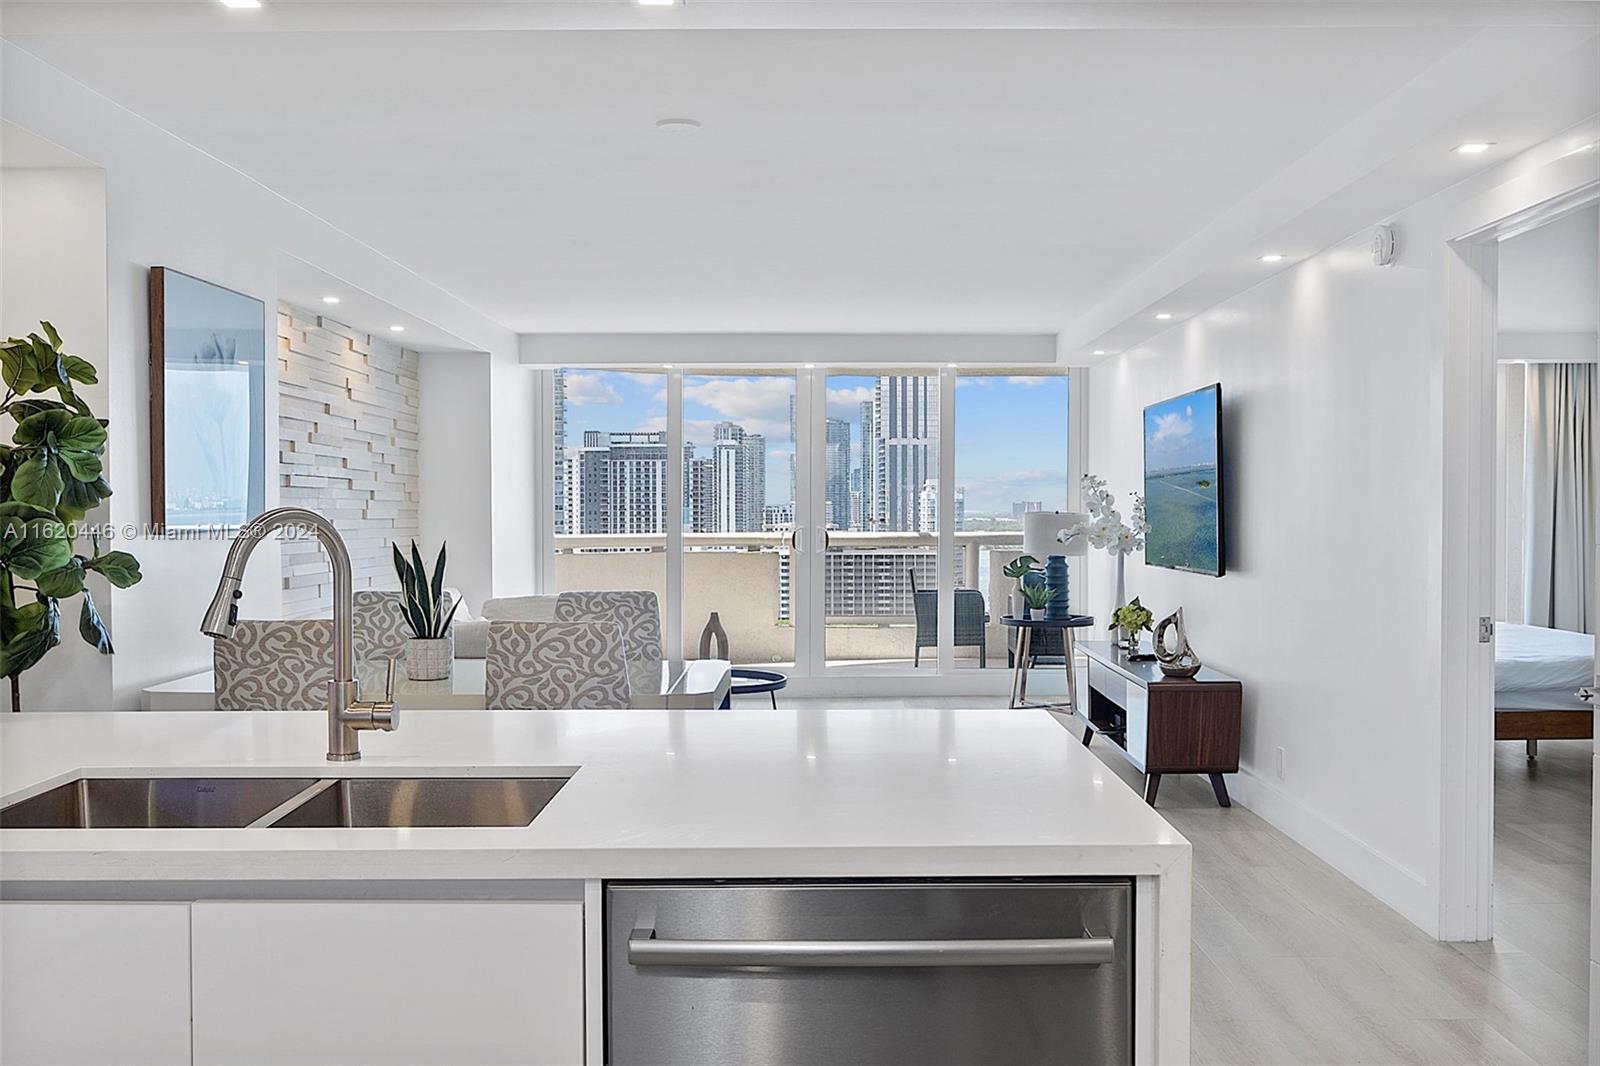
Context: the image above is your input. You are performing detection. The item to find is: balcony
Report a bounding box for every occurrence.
[555,531,1032,670]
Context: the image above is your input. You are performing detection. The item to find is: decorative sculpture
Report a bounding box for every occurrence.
[698,611,730,660]
[1153,608,1202,678]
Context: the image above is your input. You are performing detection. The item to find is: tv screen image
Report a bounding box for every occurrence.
[1143,383,1225,576]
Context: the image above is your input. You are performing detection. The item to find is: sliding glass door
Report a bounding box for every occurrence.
[679,371,797,666]
[816,371,944,675]
[547,363,1073,682]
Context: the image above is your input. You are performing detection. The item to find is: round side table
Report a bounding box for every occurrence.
[999,615,1096,713]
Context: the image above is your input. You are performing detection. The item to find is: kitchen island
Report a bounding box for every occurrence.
[0,708,1190,1065]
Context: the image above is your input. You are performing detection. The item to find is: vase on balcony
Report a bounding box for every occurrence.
[698,612,729,660]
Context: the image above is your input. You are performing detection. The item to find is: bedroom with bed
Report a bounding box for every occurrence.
[1487,203,1597,988]
[1493,205,1598,759]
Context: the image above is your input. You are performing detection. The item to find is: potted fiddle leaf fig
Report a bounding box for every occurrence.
[1,322,141,711]
[392,539,459,680]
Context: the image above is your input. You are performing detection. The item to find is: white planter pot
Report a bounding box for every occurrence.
[405,635,453,681]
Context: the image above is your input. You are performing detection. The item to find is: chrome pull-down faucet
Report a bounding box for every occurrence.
[201,507,398,761]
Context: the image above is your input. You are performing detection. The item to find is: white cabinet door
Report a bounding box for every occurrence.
[0,902,192,1066]
[191,900,584,1066]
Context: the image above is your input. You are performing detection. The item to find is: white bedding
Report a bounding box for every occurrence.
[1496,623,1594,693]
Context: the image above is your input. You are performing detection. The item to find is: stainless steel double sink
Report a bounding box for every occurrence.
[0,775,569,830]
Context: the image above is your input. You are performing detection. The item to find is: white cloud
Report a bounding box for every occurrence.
[564,372,624,407]
[683,377,793,440]
[1149,411,1194,444]
[826,385,873,420]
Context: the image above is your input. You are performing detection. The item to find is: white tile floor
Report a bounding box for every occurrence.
[754,693,1592,1064]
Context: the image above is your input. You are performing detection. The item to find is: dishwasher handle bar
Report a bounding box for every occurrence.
[627,929,1115,968]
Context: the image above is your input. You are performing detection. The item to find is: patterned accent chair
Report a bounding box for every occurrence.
[214,620,335,711]
[352,589,455,665]
[554,591,663,665]
[484,621,631,710]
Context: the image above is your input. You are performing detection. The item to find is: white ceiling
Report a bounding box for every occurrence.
[4,2,1599,345]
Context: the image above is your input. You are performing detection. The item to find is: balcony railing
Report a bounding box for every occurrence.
[555,531,1029,667]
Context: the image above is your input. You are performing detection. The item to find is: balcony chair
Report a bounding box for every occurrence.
[214,619,335,712]
[484,620,631,710]
[555,590,663,664]
[908,570,988,669]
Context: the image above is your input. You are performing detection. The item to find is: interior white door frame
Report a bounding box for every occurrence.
[1436,149,1600,942]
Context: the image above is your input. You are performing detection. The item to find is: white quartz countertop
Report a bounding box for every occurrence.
[0,709,1189,884]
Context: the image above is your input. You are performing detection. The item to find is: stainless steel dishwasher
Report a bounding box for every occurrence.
[605,878,1133,1065]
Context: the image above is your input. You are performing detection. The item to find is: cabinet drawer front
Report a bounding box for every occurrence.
[1088,659,1126,709]
[607,879,1133,1066]
[192,900,583,1065]
[1,902,191,1066]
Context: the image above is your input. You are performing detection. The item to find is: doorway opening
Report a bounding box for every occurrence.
[1487,204,1598,999]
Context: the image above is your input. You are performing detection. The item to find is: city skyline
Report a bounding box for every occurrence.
[553,370,1069,533]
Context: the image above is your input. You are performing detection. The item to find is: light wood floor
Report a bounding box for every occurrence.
[768,696,1593,1064]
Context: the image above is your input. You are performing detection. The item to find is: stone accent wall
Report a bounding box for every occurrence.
[277,304,420,618]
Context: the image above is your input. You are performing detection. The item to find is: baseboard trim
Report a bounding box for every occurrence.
[1227,768,1436,937]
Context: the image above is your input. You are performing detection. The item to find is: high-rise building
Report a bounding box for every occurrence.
[917,479,966,533]
[712,422,765,533]
[857,399,876,529]
[552,369,567,534]
[824,418,850,529]
[685,445,717,533]
[788,394,797,511]
[869,376,938,532]
[566,431,670,534]
[762,503,795,531]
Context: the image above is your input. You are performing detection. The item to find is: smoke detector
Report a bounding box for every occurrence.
[1372,224,1398,267]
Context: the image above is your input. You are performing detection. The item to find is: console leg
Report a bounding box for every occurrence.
[1081,724,1093,747]
[1143,773,1162,806]
[1208,773,1231,808]
[1526,739,1538,761]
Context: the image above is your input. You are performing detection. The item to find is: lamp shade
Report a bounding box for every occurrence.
[1024,510,1088,560]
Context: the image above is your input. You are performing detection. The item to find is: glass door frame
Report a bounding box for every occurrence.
[537,363,1084,687]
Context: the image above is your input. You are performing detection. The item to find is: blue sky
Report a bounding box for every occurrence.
[561,371,1070,516]
[1143,385,1219,473]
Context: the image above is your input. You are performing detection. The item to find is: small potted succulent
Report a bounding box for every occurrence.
[392,539,460,680]
[1002,554,1044,616]
[1019,583,1056,621]
[1111,597,1154,655]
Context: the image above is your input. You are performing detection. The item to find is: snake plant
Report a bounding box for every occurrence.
[391,539,460,640]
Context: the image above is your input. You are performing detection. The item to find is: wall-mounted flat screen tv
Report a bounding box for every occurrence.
[1143,383,1225,576]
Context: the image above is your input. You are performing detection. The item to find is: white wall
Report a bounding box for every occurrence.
[2,43,533,707]
[1087,234,1440,929]
[1086,127,1600,935]
[0,165,116,710]
[419,352,495,614]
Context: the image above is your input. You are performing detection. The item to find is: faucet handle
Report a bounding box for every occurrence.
[381,655,399,702]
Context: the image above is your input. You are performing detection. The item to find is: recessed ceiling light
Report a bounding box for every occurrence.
[655,118,702,131]
[321,295,341,305]
[1454,142,1494,155]
[1154,312,1173,321]
[219,0,262,8]
[388,325,405,333]
[1092,350,1107,356]
[1258,253,1286,263]
[803,364,816,370]
[635,0,681,6]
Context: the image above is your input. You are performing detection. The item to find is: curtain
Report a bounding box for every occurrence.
[1524,362,1596,634]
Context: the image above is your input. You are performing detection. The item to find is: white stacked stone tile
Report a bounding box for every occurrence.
[277,305,421,618]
